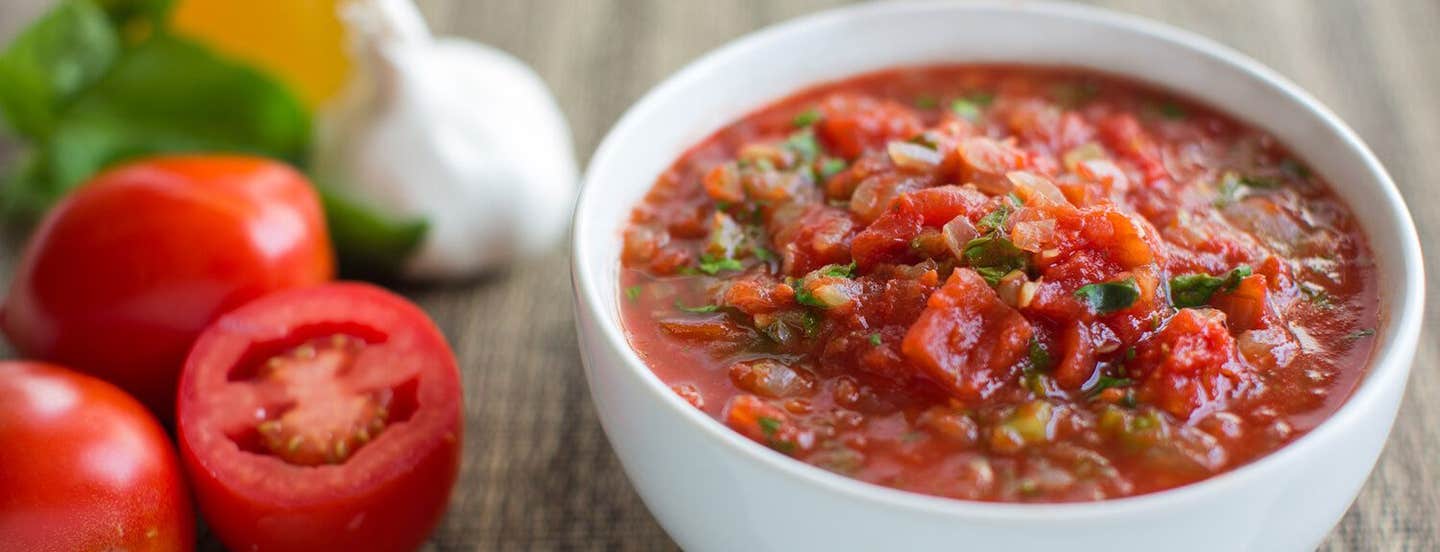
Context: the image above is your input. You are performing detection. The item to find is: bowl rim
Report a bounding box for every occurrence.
[571,0,1425,520]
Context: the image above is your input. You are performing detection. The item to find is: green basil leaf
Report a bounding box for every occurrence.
[676,301,720,314]
[783,128,821,162]
[962,236,1027,285]
[819,261,857,279]
[791,108,820,128]
[6,33,310,216]
[698,254,743,275]
[1086,375,1133,397]
[1074,277,1140,313]
[1028,339,1051,371]
[1169,265,1251,308]
[0,0,119,139]
[976,202,1011,234]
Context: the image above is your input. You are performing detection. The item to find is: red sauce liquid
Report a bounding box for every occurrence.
[618,66,1379,502]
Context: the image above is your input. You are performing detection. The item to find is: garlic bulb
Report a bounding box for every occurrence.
[313,0,577,279]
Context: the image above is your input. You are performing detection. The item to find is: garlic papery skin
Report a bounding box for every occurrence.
[313,0,578,279]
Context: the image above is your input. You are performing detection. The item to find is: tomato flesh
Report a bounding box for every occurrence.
[253,335,392,466]
[178,283,461,552]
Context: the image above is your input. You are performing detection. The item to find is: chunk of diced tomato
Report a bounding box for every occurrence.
[724,394,812,455]
[816,93,925,159]
[1131,308,1255,421]
[901,268,1034,401]
[1209,274,1270,332]
[770,204,858,276]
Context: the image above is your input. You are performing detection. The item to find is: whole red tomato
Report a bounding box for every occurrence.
[1,155,335,418]
[0,361,194,551]
[179,283,461,552]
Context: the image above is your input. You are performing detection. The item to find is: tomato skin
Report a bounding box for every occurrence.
[0,361,194,552]
[178,283,461,552]
[1,155,335,418]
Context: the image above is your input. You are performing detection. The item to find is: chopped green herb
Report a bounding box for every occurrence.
[868,333,882,346]
[967,91,996,107]
[1280,159,1312,179]
[962,236,1028,285]
[819,261,858,279]
[1158,101,1187,119]
[1214,172,1280,207]
[783,128,821,161]
[1345,328,1376,341]
[1300,284,1333,307]
[1124,346,1137,361]
[754,157,776,172]
[768,439,797,454]
[1028,339,1052,371]
[793,286,825,308]
[819,157,848,179]
[913,95,939,109]
[950,98,982,121]
[976,202,1012,234]
[1169,265,1252,308]
[792,108,821,128]
[1008,192,1024,206]
[801,310,821,336]
[1074,277,1141,314]
[624,285,643,302]
[1239,175,1280,189]
[1053,81,1100,107]
[752,246,776,262]
[1087,376,1134,397]
[697,254,744,275]
[715,200,731,211]
[758,416,782,437]
[675,301,720,314]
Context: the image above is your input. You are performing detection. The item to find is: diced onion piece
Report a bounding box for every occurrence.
[705,212,745,258]
[942,215,980,259]
[739,143,794,169]
[1062,142,1106,172]
[1011,219,1056,253]
[887,141,944,170]
[1017,280,1039,308]
[1007,171,1069,206]
[810,280,858,308]
[995,270,1035,309]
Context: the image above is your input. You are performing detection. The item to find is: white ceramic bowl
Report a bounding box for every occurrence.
[570,2,1424,550]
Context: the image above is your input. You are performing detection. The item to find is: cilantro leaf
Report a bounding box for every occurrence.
[625,285,643,302]
[818,157,847,179]
[1074,277,1141,314]
[868,333,882,346]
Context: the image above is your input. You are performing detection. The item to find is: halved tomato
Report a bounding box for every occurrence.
[176,283,462,552]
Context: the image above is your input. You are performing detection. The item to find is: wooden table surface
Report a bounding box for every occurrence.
[1,0,1436,550]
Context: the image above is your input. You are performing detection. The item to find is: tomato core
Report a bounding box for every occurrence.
[252,335,390,466]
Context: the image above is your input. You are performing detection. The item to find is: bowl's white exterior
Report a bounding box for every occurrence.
[570,3,1425,551]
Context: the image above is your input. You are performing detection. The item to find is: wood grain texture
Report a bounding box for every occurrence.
[1,0,1436,550]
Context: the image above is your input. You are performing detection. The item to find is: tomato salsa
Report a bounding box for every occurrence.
[617,66,1378,502]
